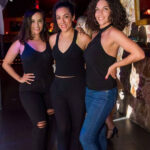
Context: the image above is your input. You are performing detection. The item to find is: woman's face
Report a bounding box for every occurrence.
[30,12,44,36]
[95,0,111,28]
[56,7,74,32]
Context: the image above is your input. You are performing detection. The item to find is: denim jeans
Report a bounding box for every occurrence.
[80,87,118,150]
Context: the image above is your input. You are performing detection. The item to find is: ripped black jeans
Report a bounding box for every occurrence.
[20,90,56,150]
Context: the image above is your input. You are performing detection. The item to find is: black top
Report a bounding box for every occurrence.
[52,30,85,77]
[20,42,54,92]
[84,24,117,90]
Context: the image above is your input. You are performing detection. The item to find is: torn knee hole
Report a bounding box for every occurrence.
[37,121,47,128]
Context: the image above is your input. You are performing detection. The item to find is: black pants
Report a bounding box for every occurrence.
[51,77,86,150]
[20,90,56,150]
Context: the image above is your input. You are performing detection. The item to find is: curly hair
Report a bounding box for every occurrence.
[86,0,129,31]
[17,9,48,44]
[52,1,75,32]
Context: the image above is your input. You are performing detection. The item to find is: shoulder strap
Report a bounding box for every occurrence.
[100,24,112,33]
[55,32,60,46]
[46,42,51,51]
[73,30,77,43]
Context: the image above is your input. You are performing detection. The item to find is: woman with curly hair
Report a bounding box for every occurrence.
[76,15,118,140]
[79,0,145,150]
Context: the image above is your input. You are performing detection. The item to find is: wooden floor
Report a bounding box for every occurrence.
[108,118,150,150]
[0,106,150,150]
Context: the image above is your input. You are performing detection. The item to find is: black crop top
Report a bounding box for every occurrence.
[20,42,54,92]
[84,24,117,91]
[52,30,85,77]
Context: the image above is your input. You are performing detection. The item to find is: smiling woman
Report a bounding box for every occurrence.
[79,0,145,150]
[30,13,44,37]
[2,8,55,150]
[49,1,91,150]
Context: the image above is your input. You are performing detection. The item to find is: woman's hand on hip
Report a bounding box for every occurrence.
[19,73,35,84]
[105,65,117,80]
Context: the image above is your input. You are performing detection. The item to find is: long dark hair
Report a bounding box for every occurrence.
[18,9,48,44]
[86,0,129,31]
[52,1,75,32]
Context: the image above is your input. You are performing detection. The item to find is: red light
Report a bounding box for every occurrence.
[35,0,39,9]
[36,4,39,9]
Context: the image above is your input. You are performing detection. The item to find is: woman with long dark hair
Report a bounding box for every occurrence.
[2,9,55,150]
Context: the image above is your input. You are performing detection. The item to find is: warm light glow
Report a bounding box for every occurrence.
[144,9,150,15]
[49,22,54,32]
[126,105,133,118]
[119,90,125,100]
[116,103,120,111]
[130,64,139,98]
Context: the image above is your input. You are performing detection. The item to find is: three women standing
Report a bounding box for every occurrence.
[2,1,145,150]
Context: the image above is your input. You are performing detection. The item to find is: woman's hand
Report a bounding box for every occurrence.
[76,26,85,34]
[47,109,55,115]
[19,73,35,84]
[105,64,117,80]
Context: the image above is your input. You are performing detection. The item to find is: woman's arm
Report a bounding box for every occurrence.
[105,28,145,79]
[2,40,35,84]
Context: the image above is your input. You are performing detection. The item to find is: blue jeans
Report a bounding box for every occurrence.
[80,87,118,150]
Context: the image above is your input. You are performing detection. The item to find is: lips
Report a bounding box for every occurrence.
[97,17,104,21]
[34,28,40,31]
[60,24,67,28]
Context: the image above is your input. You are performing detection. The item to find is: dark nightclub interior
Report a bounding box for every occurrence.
[0,0,150,150]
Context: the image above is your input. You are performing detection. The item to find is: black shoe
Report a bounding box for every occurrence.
[107,127,118,139]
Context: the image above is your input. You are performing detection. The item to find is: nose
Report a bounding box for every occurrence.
[60,18,65,24]
[34,21,39,28]
[37,22,40,27]
[96,9,103,16]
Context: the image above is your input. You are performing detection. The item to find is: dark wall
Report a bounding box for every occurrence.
[3,0,91,18]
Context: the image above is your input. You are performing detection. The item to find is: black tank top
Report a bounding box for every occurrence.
[84,24,117,90]
[52,30,85,77]
[20,42,54,92]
